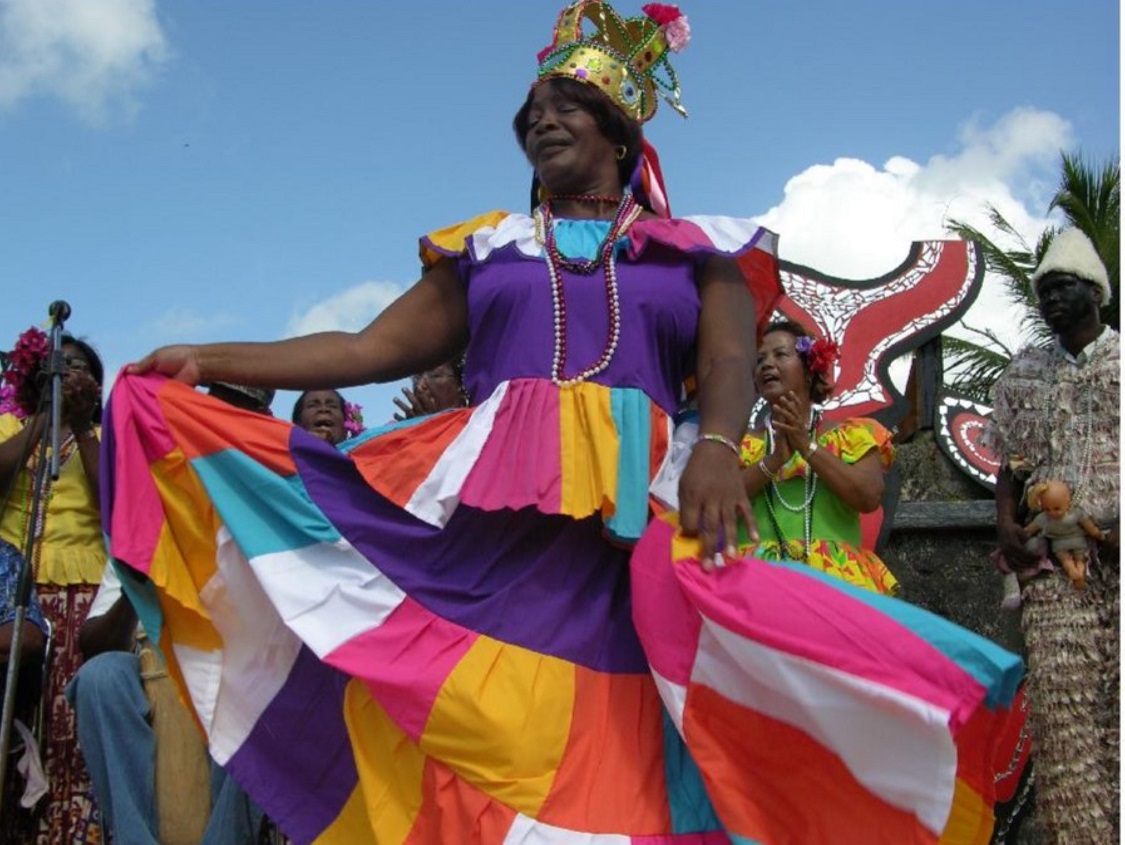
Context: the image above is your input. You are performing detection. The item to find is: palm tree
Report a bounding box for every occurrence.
[942,153,1119,402]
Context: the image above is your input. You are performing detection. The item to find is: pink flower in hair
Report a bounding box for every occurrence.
[2,326,50,418]
[343,401,366,437]
[0,383,21,418]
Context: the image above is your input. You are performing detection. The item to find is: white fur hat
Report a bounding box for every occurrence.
[1030,228,1111,304]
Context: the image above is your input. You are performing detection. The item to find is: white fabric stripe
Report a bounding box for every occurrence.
[681,215,775,255]
[194,527,303,764]
[694,621,955,833]
[470,213,540,262]
[649,415,694,511]
[248,538,407,658]
[503,814,630,844]
[650,667,687,735]
[171,641,223,742]
[405,380,511,526]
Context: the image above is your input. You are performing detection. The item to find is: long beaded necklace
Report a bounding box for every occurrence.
[535,191,642,386]
[762,410,821,562]
[20,429,79,577]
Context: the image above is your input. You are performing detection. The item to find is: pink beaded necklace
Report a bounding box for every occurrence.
[536,191,642,386]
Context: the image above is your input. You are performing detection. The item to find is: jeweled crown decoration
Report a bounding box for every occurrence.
[536,1,690,123]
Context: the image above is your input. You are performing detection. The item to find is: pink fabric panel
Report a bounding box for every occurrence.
[325,596,478,742]
[460,380,562,514]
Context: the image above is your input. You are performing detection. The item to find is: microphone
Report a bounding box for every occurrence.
[48,300,71,325]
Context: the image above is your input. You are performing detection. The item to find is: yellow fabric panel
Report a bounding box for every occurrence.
[0,413,106,585]
[419,211,511,269]
[937,776,992,845]
[421,636,574,817]
[664,513,708,564]
[314,784,378,845]
[344,679,423,845]
[149,451,224,652]
[559,383,619,521]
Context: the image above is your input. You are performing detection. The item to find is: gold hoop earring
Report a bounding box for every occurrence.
[615,145,627,161]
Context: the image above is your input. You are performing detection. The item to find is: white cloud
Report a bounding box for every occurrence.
[149,308,240,340]
[286,280,408,337]
[0,0,168,122]
[756,107,1075,353]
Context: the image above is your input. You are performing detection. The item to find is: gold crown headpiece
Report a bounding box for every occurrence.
[536,1,690,123]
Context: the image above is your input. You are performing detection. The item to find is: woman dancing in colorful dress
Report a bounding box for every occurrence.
[107,3,1021,843]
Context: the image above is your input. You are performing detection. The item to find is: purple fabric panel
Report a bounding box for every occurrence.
[461,244,699,415]
[99,389,118,536]
[224,645,357,845]
[290,441,649,674]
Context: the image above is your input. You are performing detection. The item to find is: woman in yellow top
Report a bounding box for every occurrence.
[0,329,105,844]
[736,320,899,595]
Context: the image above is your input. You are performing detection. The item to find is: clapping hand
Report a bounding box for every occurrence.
[62,369,100,434]
[770,390,812,453]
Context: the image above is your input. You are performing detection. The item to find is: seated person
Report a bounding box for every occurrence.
[1,538,50,807]
[66,564,263,844]
[0,537,48,679]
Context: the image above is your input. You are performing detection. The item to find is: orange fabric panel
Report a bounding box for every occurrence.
[538,667,672,834]
[685,684,938,845]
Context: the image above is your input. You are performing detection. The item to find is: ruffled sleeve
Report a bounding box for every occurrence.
[739,431,768,467]
[628,216,782,337]
[824,417,895,468]
[418,211,513,270]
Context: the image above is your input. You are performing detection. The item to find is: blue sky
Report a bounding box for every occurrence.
[0,0,1119,422]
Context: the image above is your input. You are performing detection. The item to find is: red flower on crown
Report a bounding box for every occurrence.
[642,3,682,25]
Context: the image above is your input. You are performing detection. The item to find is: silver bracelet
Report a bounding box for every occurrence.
[696,432,743,464]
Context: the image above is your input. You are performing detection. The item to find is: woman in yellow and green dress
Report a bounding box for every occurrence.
[736,319,898,595]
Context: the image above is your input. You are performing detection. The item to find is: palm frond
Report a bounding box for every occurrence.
[941,334,1014,403]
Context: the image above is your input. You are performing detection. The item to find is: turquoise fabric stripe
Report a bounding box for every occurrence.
[112,555,165,650]
[342,411,433,453]
[192,450,342,559]
[661,710,723,833]
[606,388,650,542]
[553,218,628,261]
[767,558,1023,708]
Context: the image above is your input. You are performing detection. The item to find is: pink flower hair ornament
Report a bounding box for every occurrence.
[0,326,50,419]
[343,401,366,437]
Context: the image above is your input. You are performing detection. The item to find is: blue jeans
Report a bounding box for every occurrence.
[65,651,263,845]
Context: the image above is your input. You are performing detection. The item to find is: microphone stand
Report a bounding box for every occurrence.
[0,301,71,809]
